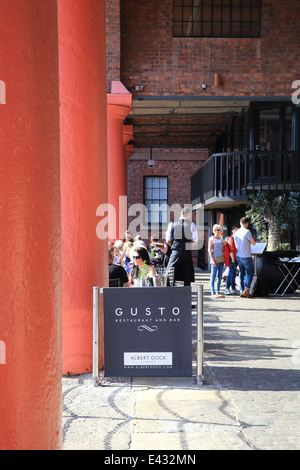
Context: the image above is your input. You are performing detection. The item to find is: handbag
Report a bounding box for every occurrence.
[216,255,225,263]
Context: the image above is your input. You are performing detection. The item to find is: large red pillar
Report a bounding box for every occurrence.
[123,125,134,191]
[107,82,132,240]
[58,0,108,375]
[0,0,61,450]
[120,126,134,234]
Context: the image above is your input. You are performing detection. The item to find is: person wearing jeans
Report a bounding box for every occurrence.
[208,224,226,298]
[236,255,254,294]
[234,217,256,298]
[225,259,238,294]
[210,261,225,297]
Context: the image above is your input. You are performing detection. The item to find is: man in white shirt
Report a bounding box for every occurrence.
[165,207,198,286]
[234,217,256,298]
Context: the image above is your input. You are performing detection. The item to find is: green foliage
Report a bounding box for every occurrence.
[138,260,150,279]
[246,192,300,227]
[245,192,300,249]
[245,192,269,241]
[275,243,290,251]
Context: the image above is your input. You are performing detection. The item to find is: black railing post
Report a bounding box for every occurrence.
[214,155,217,198]
[244,152,247,193]
[252,151,256,191]
[226,154,229,196]
[232,153,235,195]
[219,155,223,196]
[238,152,241,195]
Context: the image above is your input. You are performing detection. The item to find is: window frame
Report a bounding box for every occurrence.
[173,0,262,38]
[143,176,169,227]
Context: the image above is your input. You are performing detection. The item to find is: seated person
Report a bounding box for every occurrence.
[128,246,156,286]
[109,251,129,287]
[123,240,133,273]
[108,241,119,265]
[133,234,147,248]
[114,239,125,266]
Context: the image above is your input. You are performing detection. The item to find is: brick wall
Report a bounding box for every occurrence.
[127,148,207,240]
[120,0,300,97]
[106,0,121,92]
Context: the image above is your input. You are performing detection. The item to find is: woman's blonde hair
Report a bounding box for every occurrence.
[124,241,133,258]
[114,239,123,251]
[212,224,223,235]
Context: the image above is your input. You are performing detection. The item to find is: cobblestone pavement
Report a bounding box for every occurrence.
[62,272,300,450]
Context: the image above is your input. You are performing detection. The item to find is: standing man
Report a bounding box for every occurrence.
[234,217,256,298]
[166,207,198,286]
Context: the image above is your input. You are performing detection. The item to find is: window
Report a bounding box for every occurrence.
[250,102,299,182]
[252,103,297,152]
[173,0,262,38]
[144,176,168,225]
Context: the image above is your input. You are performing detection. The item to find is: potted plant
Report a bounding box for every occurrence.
[245,191,300,293]
[245,191,300,251]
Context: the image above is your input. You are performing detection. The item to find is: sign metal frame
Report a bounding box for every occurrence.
[93,285,204,385]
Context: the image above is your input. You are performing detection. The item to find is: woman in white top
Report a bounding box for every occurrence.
[208,224,227,298]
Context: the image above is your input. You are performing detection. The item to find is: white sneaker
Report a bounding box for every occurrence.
[224,288,231,295]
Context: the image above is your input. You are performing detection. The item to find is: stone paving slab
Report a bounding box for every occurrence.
[62,272,300,451]
[62,377,134,450]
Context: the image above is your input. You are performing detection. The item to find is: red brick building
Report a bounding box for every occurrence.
[106,0,300,265]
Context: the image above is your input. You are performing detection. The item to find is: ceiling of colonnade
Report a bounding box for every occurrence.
[125,96,250,151]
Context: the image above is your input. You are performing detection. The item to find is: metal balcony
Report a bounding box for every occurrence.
[191,151,300,209]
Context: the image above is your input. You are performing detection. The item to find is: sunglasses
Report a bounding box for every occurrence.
[215,229,221,231]
[133,255,141,260]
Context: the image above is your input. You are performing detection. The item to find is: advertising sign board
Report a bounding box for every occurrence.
[103,287,192,377]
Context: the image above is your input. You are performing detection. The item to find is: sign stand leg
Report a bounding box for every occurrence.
[196,284,204,385]
[93,286,101,387]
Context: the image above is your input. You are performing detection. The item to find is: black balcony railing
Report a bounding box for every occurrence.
[191,151,300,206]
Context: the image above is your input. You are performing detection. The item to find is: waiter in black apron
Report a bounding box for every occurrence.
[166,207,198,286]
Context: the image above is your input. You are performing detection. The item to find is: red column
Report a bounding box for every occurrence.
[0,0,61,450]
[58,0,108,375]
[107,82,132,240]
[123,125,134,189]
[120,126,134,234]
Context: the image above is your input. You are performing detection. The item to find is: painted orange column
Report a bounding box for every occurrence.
[120,126,134,233]
[0,0,61,450]
[58,0,108,375]
[107,82,132,240]
[123,125,134,189]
